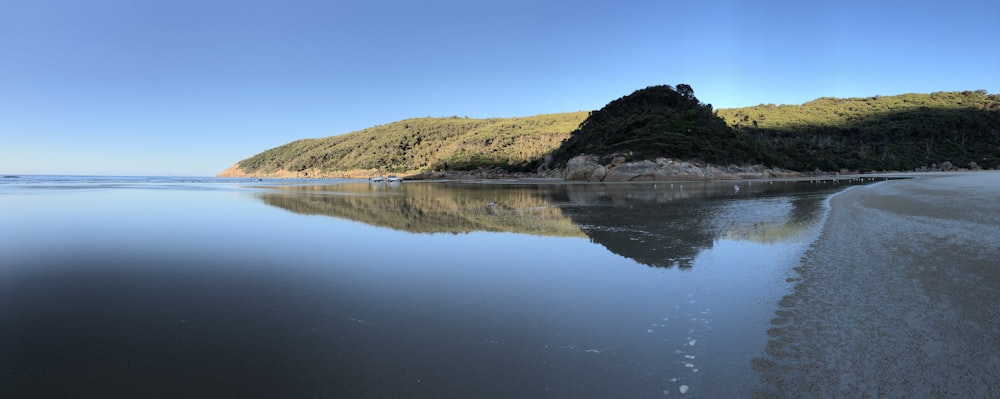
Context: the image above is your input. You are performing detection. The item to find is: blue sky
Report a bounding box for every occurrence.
[2,0,997,176]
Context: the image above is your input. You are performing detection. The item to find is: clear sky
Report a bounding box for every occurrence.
[2,0,998,176]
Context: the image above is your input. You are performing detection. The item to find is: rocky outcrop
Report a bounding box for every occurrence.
[911,160,991,172]
[562,154,800,181]
[563,154,607,181]
[603,160,658,181]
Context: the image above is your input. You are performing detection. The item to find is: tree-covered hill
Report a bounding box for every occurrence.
[222,112,588,177]
[716,90,1000,171]
[550,84,748,166]
[549,86,1000,172]
[220,86,1000,178]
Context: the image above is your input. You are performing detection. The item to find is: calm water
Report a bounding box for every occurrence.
[1,175,872,398]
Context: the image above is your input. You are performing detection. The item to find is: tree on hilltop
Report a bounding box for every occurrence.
[550,84,746,165]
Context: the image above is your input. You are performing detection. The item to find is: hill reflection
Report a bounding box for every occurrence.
[258,180,868,269]
[258,182,585,237]
[556,182,842,268]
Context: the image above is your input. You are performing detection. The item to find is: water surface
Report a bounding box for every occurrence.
[1,176,872,398]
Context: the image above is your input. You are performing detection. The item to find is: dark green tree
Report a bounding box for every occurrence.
[550,84,746,165]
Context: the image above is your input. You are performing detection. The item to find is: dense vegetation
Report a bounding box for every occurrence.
[550,84,749,165]
[234,112,587,176]
[551,85,1000,172]
[716,90,1000,171]
[225,86,1000,177]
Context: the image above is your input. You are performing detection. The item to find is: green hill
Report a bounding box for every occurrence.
[220,86,1000,177]
[550,84,749,166]
[220,112,588,177]
[715,90,1000,171]
[550,85,1000,172]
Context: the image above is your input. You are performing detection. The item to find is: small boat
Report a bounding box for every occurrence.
[387,176,403,182]
[371,176,384,182]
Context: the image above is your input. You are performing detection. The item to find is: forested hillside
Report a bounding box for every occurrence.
[716,90,1000,171]
[220,87,1000,177]
[226,112,587,177]
[550,84,749,165]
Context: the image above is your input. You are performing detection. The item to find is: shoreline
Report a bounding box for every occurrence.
[214,170,958,184]
[214,164,994,185]
[753,171,1000,397]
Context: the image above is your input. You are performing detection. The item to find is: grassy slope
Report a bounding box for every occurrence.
[227,112,588,177]
[221,89,1000,177]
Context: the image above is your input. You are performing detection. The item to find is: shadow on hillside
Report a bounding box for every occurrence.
[729,106,1000,172]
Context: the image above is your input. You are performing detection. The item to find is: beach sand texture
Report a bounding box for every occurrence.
[755,172,1000,398]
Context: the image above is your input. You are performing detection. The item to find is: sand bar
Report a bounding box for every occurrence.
[754,172,1000,398]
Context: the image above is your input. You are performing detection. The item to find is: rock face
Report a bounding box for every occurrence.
[563,154,606,181]
[603,160,659,181]
[562,154,800,181]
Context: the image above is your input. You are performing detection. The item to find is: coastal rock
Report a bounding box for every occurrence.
[603,160,659,181]
[564,154,603,181]
[562,154,799,181]
[589,165,608,181]
[608,156,627,168]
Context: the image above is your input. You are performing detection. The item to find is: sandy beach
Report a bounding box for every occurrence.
[754,172,1000,398]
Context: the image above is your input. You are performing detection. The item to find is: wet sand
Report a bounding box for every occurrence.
[753,172,1000,397]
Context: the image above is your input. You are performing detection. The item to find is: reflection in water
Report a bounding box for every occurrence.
[558,181,845,268]
[258,182,585,237]
[2,176,880,398]
[259,180,868,269]
[251,179,876,396]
